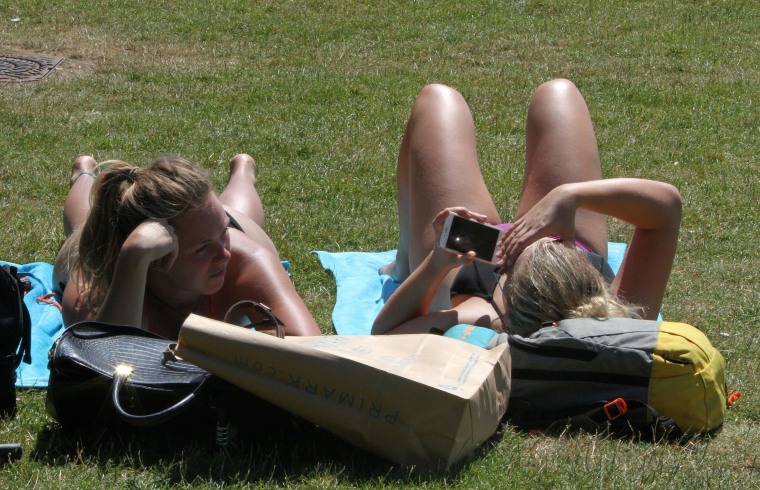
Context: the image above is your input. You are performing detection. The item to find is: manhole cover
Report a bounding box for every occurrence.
[0,54,65,82]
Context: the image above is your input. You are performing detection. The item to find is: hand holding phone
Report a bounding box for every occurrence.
[438,213,505,265]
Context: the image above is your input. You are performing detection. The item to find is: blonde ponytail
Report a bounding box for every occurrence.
[74,157,213,310]
[505,240,640,336]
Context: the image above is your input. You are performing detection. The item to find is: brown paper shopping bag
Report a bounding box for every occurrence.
[177,314,510,468]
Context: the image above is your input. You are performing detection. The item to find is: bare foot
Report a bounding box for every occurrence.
[69,155,97,187]
[229,153,257,187]
[378,259,409,282]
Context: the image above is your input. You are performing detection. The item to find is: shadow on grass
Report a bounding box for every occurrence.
[28,411,499,485]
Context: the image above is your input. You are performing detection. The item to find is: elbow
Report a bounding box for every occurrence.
[661,182,682,208]
[371,314,398,335]
[661,182,683,225]
[370,321,387,335]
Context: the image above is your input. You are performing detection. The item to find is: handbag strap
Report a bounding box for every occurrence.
[223,301,285,338]
[110,362,211,427]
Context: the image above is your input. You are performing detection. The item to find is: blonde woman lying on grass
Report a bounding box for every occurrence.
[372,80,682,336]
[54,154,320,339]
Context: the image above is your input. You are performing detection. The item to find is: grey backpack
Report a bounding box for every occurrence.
[506,318,729,439]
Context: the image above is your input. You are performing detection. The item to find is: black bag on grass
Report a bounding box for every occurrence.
[46,319,295,443]
[0,265,32,418]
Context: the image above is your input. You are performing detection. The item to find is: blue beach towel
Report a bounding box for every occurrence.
[314,242,630,335]
[1,261,64,388]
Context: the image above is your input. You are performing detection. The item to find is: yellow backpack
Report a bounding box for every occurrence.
[505,318,732,438]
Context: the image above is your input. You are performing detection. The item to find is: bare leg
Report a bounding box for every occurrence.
[382,84,501,306]
[63,155,97,236]
[54,156,97,293]
[219,153,278,255]
[516,79,608,257]
[219,153,265,227]
[378,117,414,280]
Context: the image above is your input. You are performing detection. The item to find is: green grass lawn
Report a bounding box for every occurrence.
[1,0,758,487]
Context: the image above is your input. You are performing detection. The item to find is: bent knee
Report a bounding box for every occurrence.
[416,83,465,105]
[538,78,578,93]
[531,78,582,104]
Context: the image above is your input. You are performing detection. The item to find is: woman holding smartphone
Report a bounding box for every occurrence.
[372,80,682,336]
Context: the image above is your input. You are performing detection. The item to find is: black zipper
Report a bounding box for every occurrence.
[662,354,689,365]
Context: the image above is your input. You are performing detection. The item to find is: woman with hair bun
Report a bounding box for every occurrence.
[372,80,682,336]
[54,154,320,338]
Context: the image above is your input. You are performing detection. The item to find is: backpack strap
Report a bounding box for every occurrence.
[545,398,636,432]
[1,265,32,368]
[538,398,684,441]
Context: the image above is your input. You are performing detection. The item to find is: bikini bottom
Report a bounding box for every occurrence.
[226,211,244,232]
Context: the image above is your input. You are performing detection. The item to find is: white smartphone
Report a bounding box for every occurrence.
[438,213,505,265]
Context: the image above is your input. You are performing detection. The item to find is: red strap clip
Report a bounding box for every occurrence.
[603,398,628,421]
[727,390,742,408]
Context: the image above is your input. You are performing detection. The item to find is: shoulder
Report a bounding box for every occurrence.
[228,228,276,261]
[223,231,288,288]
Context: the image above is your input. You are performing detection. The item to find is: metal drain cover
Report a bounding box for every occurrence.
[0,54,65,82]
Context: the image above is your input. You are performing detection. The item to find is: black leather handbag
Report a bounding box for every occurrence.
[46,302,290,441]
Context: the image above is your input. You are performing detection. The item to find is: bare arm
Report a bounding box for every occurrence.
[501,178,682,318]
[372,208,487,335]
[61,219,179,328]
[61,254,152,328]
[93,248,153,326]
[596,181,682,318]
[371,249,458,335]
[61,250,157,328]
